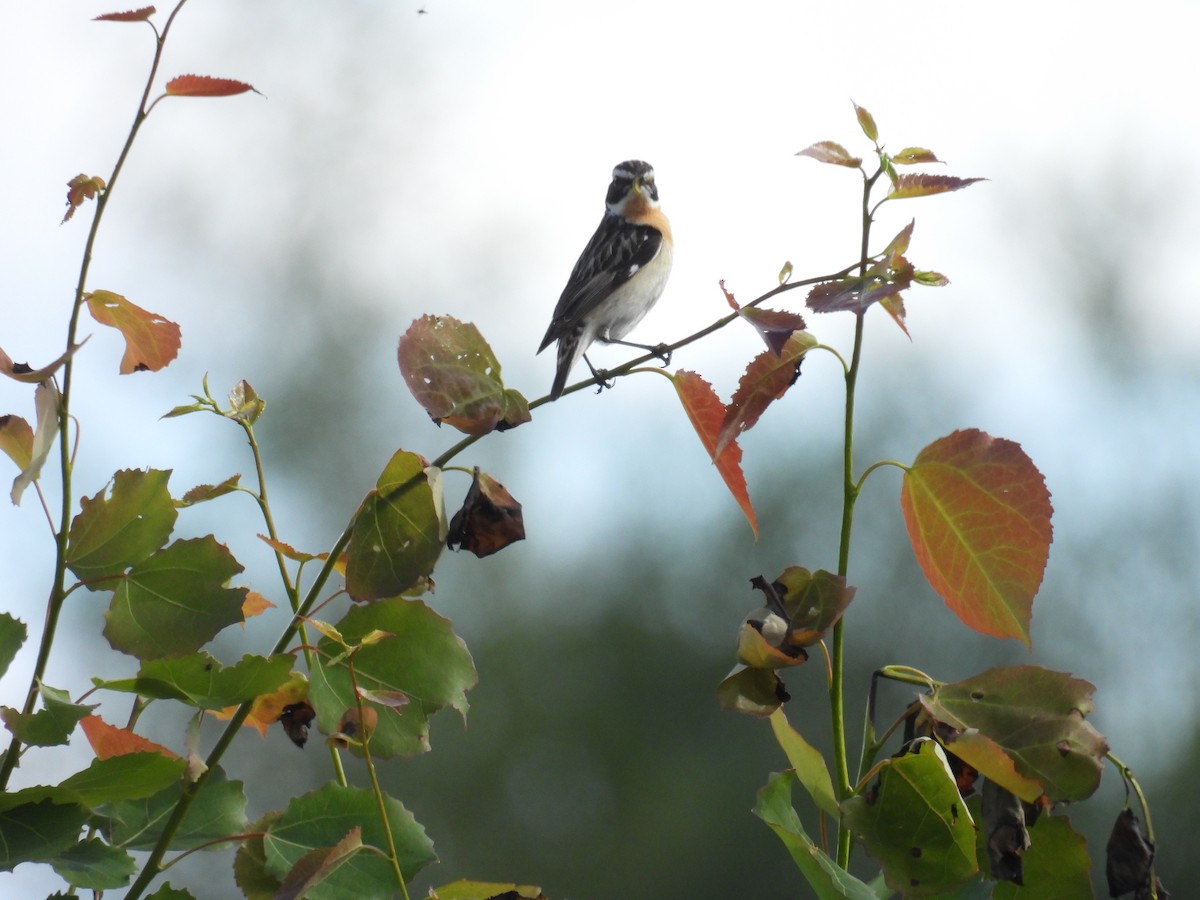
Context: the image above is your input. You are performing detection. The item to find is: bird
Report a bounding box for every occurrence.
[538,159,673,400]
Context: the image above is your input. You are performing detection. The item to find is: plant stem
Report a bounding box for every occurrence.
[0,0,188,793]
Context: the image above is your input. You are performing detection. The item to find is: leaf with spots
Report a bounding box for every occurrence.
[919,665,1108,803]
[901,429,1053,646]
[398,315,530,435]
[345,450,443,602]
[842,740,979,896]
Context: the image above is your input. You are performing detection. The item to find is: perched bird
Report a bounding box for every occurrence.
[538,160,673,400]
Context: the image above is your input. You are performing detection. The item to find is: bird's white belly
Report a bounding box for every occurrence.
[593,242,674,342]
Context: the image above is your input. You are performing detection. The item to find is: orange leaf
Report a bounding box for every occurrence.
[716,333,816,457]
[94,7,156,22]
[796,141,862,168]
[165,74,258,98]
[62,174,106,224]
[900,429,1053,646]
[85,290,181,373]
[672,370,757,537]
[214,674,307,738]
[242,590,275,621]
[80,714,179,760]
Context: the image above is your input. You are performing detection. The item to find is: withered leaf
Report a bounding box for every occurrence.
[446,467,525,558]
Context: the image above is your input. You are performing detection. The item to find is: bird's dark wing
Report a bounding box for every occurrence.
[538,214,663,351]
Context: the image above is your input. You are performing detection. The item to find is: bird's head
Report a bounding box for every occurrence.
[607,160,659,213]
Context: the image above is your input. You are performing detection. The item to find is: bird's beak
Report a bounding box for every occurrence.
[632,176,644,196]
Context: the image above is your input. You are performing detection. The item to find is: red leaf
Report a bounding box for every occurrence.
[900,430,1053,646]
[673,371,757,537]
[85,290,181,373]
[879,294,910,337]
[62,174,106,224]
[720,282,806,354]
[715,333,816,457]
[887,173,986,200]
[796,141,862,168]
[94,6,155,22]
[165,74,258,98]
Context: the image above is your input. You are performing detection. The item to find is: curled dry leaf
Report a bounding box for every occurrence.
[446,467,525,558]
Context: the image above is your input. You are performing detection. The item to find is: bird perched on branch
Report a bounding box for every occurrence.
[538,160,673,400]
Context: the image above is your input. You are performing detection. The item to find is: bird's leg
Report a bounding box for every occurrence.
[582,354,616,393]
[607,338,672,367]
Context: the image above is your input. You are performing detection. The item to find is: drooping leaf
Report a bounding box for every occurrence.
[66,468,177,588]
[104,767,246,851]
[992,815,1092,900]
[754,771,880,900]
[716,665,788,717]
[796,141,863,168]
[165,74,259,97]
[262,784,436,893]
[719,280,806,355]
[1104,808,1160,899]
[0,341,87,384]
[80,715,179,760]
[274,827,363,900]
[0,684,95,747]
[103,536,246,659]
[398,315,530,435]
[672,370,757,537]
[85,290,181,374]
[446,467,525,558]
[0,613,26,682]
[241,590,274,622]
[307,598,476,758]
[920,665,1108,803]
[853,102,879,141]
[900,429,1053,645]
[11,381,60,505]
[0,799,90,871]
[842,740,979,896]
[97,653,294,710]
[0,415,33,471]
[980,779,1029,884]
[880,293,909,337]
[736,610,808,670]
[49,838,136,889]
[233,811,284,899]
[765,567,856,647]
[769,709,838,817]
[887,173,986,200]
[345,450,443,601]
[212,674,309,739]
[807,262,914,317]
[715,333,816,458]
[61,174,107,223]
[94,7,156,22]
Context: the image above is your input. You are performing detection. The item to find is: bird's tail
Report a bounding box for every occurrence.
[549,329,584,400]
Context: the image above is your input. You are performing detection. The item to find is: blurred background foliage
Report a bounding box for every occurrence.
[4,1,1200,897]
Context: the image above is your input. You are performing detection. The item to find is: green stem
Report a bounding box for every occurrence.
[0,0,187,793]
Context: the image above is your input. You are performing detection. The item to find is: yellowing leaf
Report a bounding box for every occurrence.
[165,74,258,97]
[672,370,757,537]
[214,674,308,738]
[85,290,181,374]
[901,429,1053,646]
[853,101,878,142]
[11,382,60,506]
[0,340,87,384]
[242,591,275,621]
[0,415,34,472]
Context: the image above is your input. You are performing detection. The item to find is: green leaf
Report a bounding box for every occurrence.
[262,783,436,894]
[843,740,978,896]
[105,767,246,851]
[771,567,856,647]
[900,429,1053,646]
[97,653,295,709]
[716,665,787,717]
[49,837,135,889]
[308,599,476,758]
[275,826,364,900]
[854,102,879,141]
[103,536,246,659]
[398,315,531,435]
[430,880,546,899]
[227,380,265,424]
[0,612,26,681]
[921,666,1108,803]
[59,752,186,807]
[345,451,443,602]
[66,468,177,588]
[769,709,838,817]
[234,812,284,900]
[1,684,95,746]
[0,799,89,870]
[147,885,198,899]
[753,771,880,900]
[992,815,1091,899]
[892,147,940,165]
